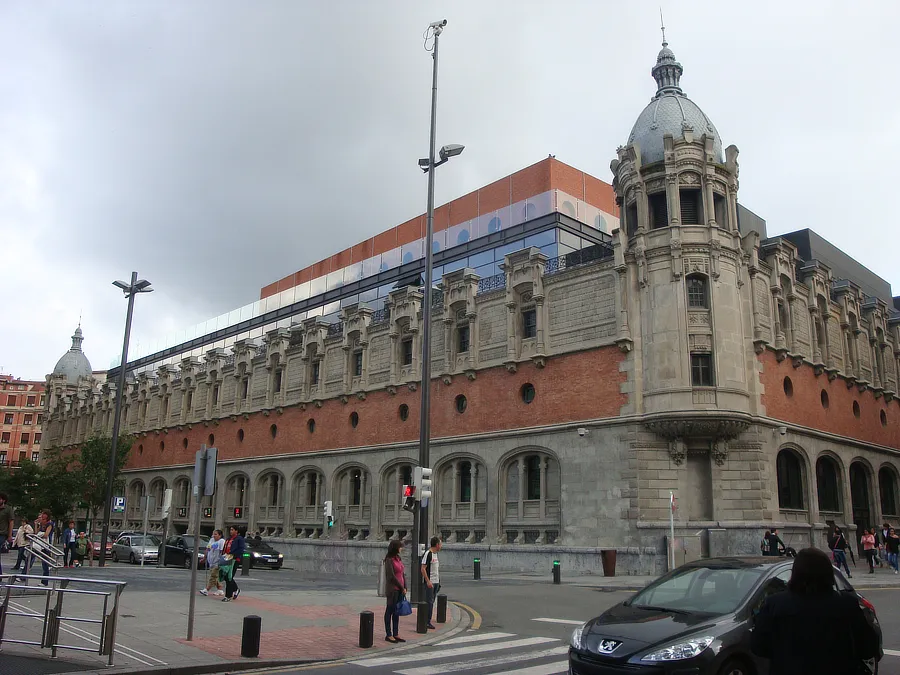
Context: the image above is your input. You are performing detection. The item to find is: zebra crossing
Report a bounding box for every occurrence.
[348,631,570,675]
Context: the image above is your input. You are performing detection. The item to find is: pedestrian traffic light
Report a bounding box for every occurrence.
[178,507,187,518]
[401,484,416,512]
[203,507,213,519]
[233,507,243,519]
[324,500,334,528]
[414,467,433,500]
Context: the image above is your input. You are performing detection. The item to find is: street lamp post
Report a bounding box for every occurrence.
[411,18,464,604]
[98,271,153,567]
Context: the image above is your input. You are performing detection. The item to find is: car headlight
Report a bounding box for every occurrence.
[569,623,588,650]
[252,551,261,558]
[277,553,283,558]
[641,636,715,662]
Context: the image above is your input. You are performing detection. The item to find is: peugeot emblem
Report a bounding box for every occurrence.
[597,639,621,654]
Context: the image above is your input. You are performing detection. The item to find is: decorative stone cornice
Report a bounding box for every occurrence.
[643,411,752,441]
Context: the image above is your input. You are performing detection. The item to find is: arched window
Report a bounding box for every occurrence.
[879,467,898,516]
[776,449,805,510]
[501,451,561,544]
[458,461,472,503]
[686,274,709,309]
[816,456,841,513]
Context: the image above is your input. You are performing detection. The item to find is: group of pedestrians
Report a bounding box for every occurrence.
[197,526,245,602]
[829,523,900,576]
[382,536,442,643]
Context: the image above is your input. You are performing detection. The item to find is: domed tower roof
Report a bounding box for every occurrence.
[627,32,723,165]
[52,325,94,382]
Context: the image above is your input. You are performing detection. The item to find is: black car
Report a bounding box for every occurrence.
[246,538,284,569]
[158,535,208,569]
[569,557,882,675]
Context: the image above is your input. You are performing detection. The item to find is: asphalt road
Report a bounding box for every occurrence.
[39,563,900,675]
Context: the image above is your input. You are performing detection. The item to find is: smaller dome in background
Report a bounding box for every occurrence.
[52,325,94,383]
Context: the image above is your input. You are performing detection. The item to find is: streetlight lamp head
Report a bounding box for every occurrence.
[135,280,153,292]
[112,280,130,292]
[439,144,465,161]
[418,158,430,169]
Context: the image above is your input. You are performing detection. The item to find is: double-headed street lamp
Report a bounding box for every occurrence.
[411,18,464,604]
[98,272,153,567]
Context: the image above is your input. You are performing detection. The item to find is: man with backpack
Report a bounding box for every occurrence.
[420,536,442,630]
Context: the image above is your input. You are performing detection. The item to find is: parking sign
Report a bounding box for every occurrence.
[112,496,126,513]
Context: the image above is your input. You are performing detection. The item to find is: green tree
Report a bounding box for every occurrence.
[0,459,43,520]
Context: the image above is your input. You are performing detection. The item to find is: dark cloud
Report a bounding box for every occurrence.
[1,1,897,378]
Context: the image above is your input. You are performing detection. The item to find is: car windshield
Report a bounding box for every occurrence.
[628,565,767,615]
[183,537,209,549]
[130,535,160,546]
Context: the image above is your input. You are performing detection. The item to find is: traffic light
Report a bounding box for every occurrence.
[323,500,334,528]
[414,467,433,501]
[233,507,243,519]
[401,484,416,512]
[177,507,187,518]
[203,507,213,519]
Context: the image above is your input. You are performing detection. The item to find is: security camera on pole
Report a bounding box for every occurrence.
[412,17,464,605]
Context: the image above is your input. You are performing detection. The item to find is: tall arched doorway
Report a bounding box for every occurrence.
[849,462,872,551]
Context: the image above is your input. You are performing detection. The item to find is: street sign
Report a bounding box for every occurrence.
[112,497,126,513]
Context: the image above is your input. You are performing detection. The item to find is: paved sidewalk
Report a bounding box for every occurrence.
[2,574,465,675]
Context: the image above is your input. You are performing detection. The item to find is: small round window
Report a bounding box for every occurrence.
[455,394,467,414]
[820,390,829,409]
[399,404,409,421]
[853,401,861,419]
[307,419,316,433]
[350,412,359,428]
[783,377,793,398]
[881,410,888,427]
[238,429,245,442]
[521,383,536,404]
[270,424,278,439]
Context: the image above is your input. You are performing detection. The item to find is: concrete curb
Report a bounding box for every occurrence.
[77,601,471,675]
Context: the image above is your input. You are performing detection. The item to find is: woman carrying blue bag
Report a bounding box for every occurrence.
[383,539,409,643]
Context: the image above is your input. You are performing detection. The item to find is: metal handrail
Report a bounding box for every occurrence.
[0,574,127,666]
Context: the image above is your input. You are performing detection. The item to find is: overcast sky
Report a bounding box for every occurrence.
[2,1,898,380]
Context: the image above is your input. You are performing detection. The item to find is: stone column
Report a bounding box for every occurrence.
[540,458,548,519]
[665,174,679,227]
[359,472,367,521]
[505,302,517,362]
[443,319,453,373]
[467,315,477,369]
[704,179,716,227]
[810,309,822,363]
[851,329,862,380]
[451,461,459,520]
[246,475,257,535]
[282,474,292,536]
[534,297,546,356]
[822,315,834,368]
[360,340,370,389]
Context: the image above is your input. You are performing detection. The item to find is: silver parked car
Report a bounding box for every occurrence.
[111,534,160,564]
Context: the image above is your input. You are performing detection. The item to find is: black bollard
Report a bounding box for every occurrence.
[358,611,374,648]
[436,594,448,623]
[416,602,429,634]
[241,553,251,577]
[241,615,261,658]
[474,557,481,580]
[552,560,561,585]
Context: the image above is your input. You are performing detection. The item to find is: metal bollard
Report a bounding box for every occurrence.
[436,594,448,623]
[552,560,561,585]
[241,553,251,577]
[358,611,374,648]
[241,615,262,658]
[416,602,429,634]
[474,557,481,580]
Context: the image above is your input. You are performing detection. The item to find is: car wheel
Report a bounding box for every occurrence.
[111,551,118,563]
[129,553,136,565]
[183,555,192,570]
[717,658,753,675]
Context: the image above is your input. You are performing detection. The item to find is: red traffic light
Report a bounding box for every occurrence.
[402,484,416,498]
[233,507,244,519]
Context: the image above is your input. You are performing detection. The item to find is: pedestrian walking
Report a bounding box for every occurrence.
[766,528,785,556]
[200,529,225,596]
[750,547,880,674]
[760,530,770,556]
[74,532,90,567]
[11,516,33,572]
[884,527,899,574]
[220,526,245,602]
[828,526,852,578]
[420,536,442,629]
[383,539,407,643]
[861,528,877,574]
[62,521,77,568]
[0,493,13,574]
[31,511,55,586]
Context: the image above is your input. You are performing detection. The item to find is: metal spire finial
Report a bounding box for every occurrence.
[660,8,667,47]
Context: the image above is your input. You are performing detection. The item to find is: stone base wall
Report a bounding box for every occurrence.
[266,537,668,577]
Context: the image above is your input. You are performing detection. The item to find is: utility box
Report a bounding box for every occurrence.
[666,532,704,571]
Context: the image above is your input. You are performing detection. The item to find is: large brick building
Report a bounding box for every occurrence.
[43,38,900,574]
[0,374,46,466]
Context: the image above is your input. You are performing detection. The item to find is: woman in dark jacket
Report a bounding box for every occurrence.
[750,547,879,674]
[383,539,407,643]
